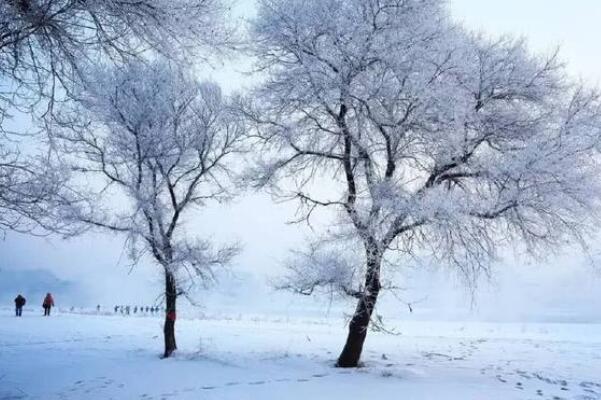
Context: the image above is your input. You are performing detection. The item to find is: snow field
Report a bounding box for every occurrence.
[1,311,600,399]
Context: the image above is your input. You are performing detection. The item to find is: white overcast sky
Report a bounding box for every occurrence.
[1,0,600,319]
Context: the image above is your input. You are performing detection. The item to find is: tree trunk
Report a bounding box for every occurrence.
[337,246,382,368]
[163,270,177,358]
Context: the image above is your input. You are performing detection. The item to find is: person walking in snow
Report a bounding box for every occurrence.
[14,294,26,317]
[42,293,54,316]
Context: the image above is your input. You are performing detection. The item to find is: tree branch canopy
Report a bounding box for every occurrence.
[0,0,235,235]
[0,142,86,236]
[55,59,243,293]
[246,0,601,288]
[0,0,234,121]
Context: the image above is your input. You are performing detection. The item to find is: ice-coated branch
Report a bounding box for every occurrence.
[276,241,364,299]
[0,0,235,122]
[0,141,86,235]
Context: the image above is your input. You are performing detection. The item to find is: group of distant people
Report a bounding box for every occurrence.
[113,305,161,315]
[14,293,54,317]
[13,294,161,317]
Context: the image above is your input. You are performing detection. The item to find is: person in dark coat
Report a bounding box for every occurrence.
[42,293,54,316]
[14,294,26,317]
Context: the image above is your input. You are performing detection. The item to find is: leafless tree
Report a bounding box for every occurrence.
[56,60,243,358]
[0,0,234,235]
[0,141,82,235]
[244,0,601,367]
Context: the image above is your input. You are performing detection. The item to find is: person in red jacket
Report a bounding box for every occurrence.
[42,293,54,316]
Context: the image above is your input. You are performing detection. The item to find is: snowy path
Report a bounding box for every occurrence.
[1,311,600,399]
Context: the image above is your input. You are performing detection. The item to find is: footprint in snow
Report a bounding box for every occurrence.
[515,370,531,380]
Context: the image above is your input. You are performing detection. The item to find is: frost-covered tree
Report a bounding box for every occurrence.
[0,0,232,119]
[0,143,80,235]
[57,60,243,358]
[1,0,233,235]
[245,0,601,367]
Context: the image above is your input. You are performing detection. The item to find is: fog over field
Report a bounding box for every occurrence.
[2,0,601,323]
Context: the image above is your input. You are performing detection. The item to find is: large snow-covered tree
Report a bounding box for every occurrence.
[245,0,601,367]
[56,60,243,358]
[0,0,233,235]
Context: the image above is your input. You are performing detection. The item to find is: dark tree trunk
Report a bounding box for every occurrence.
[337,246,382,368]
[163,270,177,358]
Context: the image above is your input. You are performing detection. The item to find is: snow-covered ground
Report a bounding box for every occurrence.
[1,309,600,400]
